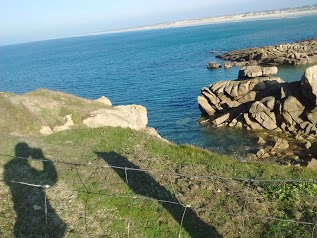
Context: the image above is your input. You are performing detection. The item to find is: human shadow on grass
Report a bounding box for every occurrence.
[96,151,222,238]
[4,143,66,238]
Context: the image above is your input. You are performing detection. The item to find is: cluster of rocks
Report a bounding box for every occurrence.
[216,37,317,66]
[198,65,317,167]
[40,95,166,141]
[0,88,165,141]
[207,60,256,69]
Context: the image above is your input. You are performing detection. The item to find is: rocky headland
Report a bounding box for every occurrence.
[0,89,164,140]
[198,65,317,167]
[216,38,317,67]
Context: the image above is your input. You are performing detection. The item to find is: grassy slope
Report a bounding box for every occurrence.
[0,89,316,237]
[0,89,107,134]
[0,127,316,238]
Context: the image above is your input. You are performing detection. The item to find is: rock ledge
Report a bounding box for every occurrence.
[198,65,317,166]
[217,38,317,66]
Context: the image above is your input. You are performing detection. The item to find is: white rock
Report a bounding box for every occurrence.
[53,114,74,132]
[40,126,53,135]
[83,105,148,131]
[96,96,112,106]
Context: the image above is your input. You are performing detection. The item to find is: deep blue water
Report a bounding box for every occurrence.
[1,14,317,154]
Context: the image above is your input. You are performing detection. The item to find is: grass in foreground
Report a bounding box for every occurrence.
[0,127,316,238]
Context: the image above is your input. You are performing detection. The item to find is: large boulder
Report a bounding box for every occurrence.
[239,66,263,79]
[243,113,264,130]
[210,76,283,103]
[83,105,148,130]
[249,101,277,130]
[238,66,278,79]
[280,96,305,132]
[198,96,216,117]
[301,65,317,104]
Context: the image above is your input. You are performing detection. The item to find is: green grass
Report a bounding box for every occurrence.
[0,95,40,133]
[0,89,107,135]
[1,89,315,237]
[1,127,316,237]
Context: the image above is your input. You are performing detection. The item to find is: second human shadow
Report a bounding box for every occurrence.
[96,151,222,238]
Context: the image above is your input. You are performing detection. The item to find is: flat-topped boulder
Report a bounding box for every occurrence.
[238,66,278,79]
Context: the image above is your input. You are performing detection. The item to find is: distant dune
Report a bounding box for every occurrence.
[83,5,317,37]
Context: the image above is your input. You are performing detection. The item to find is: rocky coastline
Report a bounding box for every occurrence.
[0,89,165,141]
[198,65,317,168]
[215,37,317,67]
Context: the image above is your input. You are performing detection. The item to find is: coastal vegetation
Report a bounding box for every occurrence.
[0,89,316,237]
[1,2,317,237]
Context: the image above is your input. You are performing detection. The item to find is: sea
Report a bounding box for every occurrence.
[1,14,317,155]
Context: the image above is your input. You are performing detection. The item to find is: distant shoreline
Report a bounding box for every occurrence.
[2,8,317,46]
[83,8,317,36]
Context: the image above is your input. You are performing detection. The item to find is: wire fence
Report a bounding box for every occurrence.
[0,152,316,238]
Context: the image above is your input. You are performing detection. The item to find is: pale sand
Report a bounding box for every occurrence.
[84,8,317,36]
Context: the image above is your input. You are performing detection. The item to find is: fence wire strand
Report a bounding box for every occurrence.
[1,153,316,184]
[0,152,316,237]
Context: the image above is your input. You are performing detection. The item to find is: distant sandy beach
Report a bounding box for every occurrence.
[84,8,317,36]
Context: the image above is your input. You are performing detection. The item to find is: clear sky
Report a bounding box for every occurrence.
[0,0,316,45]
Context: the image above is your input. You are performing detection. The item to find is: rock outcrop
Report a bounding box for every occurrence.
[217,38,317,66]
[198,65,317,136]
[199,65,317,166]
[83,105,148,131]
[0,89,164,140]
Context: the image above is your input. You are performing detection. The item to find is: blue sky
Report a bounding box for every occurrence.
[0,0,316,45]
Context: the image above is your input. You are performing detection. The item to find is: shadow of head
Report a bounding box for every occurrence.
[15,142,46,160]
[15,142,31,159]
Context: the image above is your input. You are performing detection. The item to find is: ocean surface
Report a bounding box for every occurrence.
[1,14,317,155]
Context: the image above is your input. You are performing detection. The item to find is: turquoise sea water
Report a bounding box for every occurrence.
[1,14,317,154]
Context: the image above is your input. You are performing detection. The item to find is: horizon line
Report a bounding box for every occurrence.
[1,6,317,47]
